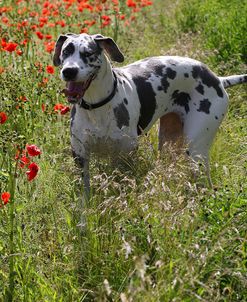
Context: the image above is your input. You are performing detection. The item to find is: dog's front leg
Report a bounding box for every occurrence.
[72,148,90,228]
[82,156,90,200]
[77,155,90,229]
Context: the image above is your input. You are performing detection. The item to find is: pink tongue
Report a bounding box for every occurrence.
[67,82,85,97]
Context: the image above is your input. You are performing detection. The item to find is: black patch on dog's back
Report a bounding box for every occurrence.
[171,90,191,113]
[192,65,223,98]
[197,99,211,114]
[123,63,157,135]
[133,76,157,135]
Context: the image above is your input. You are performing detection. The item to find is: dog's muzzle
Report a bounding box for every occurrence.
[61,73,95,104]
[62,67,78,81]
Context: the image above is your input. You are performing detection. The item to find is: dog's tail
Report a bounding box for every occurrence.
[220,74,247,88]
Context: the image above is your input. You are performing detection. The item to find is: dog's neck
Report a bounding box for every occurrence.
[83,56,115,105]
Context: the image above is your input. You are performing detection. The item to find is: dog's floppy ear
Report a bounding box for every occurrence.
[53,34,68,66]
[94,35,124,63]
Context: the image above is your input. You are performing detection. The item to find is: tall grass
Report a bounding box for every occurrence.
[177,0,247,67]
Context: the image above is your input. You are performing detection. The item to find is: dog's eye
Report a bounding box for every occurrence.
[63,49,70,56]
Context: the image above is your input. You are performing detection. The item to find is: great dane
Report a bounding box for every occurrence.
[53,33,247,196]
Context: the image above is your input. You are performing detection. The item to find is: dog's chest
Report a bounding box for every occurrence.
[70,104,137,157]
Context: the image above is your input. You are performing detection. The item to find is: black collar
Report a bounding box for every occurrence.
[79,72,118,110]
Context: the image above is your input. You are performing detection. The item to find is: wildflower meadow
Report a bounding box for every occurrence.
[0,0,246,301]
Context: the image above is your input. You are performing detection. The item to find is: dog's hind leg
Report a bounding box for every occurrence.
[158,112,184,151]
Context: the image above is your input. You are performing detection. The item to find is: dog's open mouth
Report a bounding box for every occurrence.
[62,77,93,103]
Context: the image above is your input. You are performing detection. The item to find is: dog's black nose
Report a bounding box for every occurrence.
[62,67,78,80]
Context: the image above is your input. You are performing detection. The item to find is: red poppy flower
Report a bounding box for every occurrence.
[36,31,44,39]
[126,0,137,8]
[45,34,52,40]
[0,112,8,124]
[2,17,9,24]
[1,38,7,48]
[26,162,39,181]
[60,106,70,115]
[16,49,23,56]
[101,15,111,27]
[46,65,54,74]
[141,0,153,7]
[84,20,96,27]
[80,27,88,34]
[54,103,64,111]
[26,144,41,157]
[20,39,28,46]
[54,103,70,115]
[44,41,55,53]
[119,14,126,20]
[19,155,30,168]
[4,42,18,52]
[1,192,10,205]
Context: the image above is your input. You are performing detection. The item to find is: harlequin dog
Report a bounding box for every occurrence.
[53,33,247,194]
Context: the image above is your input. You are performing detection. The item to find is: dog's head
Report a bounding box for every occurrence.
[53,33,124,103]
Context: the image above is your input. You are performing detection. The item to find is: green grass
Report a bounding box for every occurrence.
[177,0,247,67]
[0,0,247,301]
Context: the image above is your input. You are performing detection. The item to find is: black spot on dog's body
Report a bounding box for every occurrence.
[133,77,157,134]
[161,67,177,93]
[113,103,130,129]
[192,65,224,98]
[146,59,164,76]
[62,42,75,60]
[145,59,177,88]
[167,67,177,79]
[122,64,157,135]
[195,83,205,95]
[124,98,128,105]
[171,90,191,114]
[184,73,189,78]
[215,115,218,120]
[197,99,211,114]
